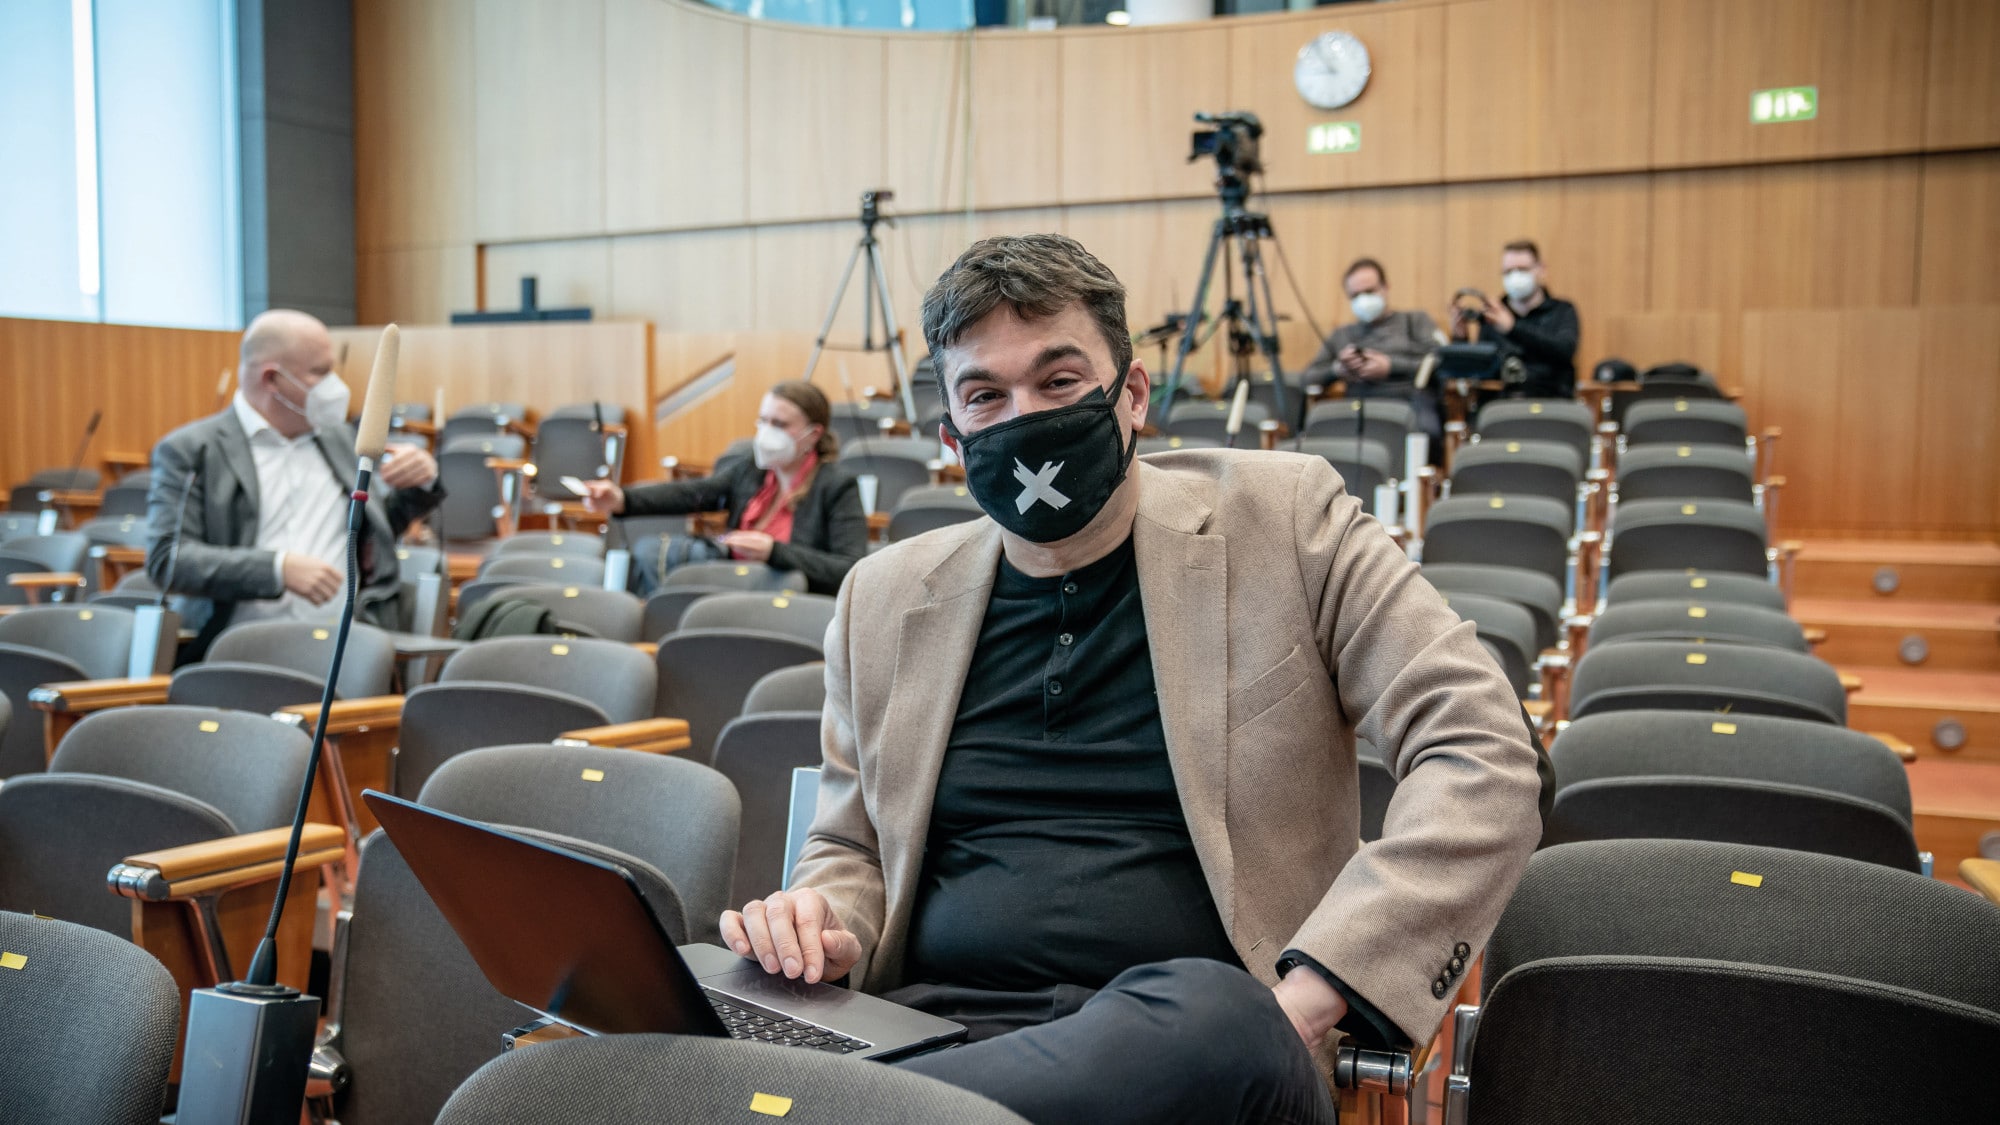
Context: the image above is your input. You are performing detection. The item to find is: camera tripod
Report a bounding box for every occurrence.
[1158,180,1296,446]
[800,190,919,427]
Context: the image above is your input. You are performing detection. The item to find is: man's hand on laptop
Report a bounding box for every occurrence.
[721,889,862,986]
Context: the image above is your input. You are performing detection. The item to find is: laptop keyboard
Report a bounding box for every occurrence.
[705,989,874,1055]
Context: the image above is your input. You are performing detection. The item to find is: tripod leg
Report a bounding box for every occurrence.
[1163,220,1227,407]
[801,238,870,384]
[866,239,919,425]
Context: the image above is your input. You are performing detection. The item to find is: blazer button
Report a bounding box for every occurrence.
[1448,956,1465,975]
[1454,942,1471,959]
[1431,979,1448,999]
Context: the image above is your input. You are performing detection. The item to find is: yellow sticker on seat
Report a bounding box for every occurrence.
[0,952,24,970]
[1690,577,1708,589]
[551,644,570,656]
[954,487,968,497]
[1677,446,1693,457]
[1488,497,1506,509]
[550,559,564,569]
[1712,721,1737,735]
[1506,442,1521,453]
[551,536,565,545]
[772,597,790,609]
[1686,653,1708,665]
[749,1093,793,1116]
[313,628,330,640]
[78,610,93,621]
[199,720,221,733]
[580,768,605,782]
[1681,503,1698,515]
[1675,400,1690,412]
[1529,403,1544,414]
[1688,606,1708,618]
[736,566,751,576]
[1730,871,1763,888]
[563,587,580,598]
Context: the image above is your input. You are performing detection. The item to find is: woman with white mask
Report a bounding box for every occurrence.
[581,380,868,595]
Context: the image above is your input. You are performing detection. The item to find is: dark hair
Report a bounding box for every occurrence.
[766,381,839,460]
[920,234,1132,400]
[1343,257,1387,289]
[1502,239,1541,262]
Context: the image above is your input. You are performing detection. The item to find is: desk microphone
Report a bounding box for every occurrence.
[175,324,401,1124]
[154,455,204,609]
[47,410,102,528]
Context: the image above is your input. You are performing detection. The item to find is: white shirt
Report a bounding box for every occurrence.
[229,392,350,623]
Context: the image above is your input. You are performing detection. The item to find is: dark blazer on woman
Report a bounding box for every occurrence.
[621,456,868,594]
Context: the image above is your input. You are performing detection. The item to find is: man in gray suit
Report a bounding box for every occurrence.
[146,309,444,658]
[722,235,1543,1123]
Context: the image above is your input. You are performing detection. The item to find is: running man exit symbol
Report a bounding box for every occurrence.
[1751,86,1817,123]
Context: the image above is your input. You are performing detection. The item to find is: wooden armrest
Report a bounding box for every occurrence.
[1839,672,1864,695]
[42,488,101,507]
[102,451,149,474]
[1866,730,1916,762]
[1961,858,2000,905]
[485,457,530,473]
[662,456,713,480]
[276,695,404,736]
[555,717,691,755]
[395,418,438,437]
[28,675,172,714]
[1522,699,1552,722]
[1803,626,1828,646]
[90,544,147,566]
[1763,475,1786,490]
[109,823,346,900]
[632,641,658,657]
[7,571,85,589]
[867,511,890,535]
[1761,425,1782,441]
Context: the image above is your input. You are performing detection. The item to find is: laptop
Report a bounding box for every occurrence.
[362,789,966,1061]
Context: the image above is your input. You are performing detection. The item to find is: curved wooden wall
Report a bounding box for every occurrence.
[351,0,2000,538]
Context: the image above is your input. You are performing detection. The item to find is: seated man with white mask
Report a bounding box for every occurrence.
[1300,257,1445,447]
[1448,239,1580,399]
[717,234,1544,1124]
[145,309,444,659]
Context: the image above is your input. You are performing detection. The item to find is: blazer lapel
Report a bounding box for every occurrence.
[875,525,1002,923]
[212,414,262,545]
[1132,462,1235,932]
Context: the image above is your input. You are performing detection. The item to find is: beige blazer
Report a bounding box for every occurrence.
[792,448,1543,1052]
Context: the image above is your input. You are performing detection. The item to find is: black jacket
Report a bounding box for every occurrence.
[1474,293,1579,399]
[621,457,868,595]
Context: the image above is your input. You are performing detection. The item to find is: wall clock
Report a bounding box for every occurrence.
[1294,30,1370,111]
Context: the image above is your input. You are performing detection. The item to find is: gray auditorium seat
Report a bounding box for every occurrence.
[0,605,144,776]
[663,561,808,593]
[1586,600,1807,652]
[168,661,329,714]
[743,662,828,715]
[1568,640,1845,725]
[1165,397,1272,444]
[1303,398,1415,455]
[1604,570,1786,611]
[441,636,655,724]
[654,629,825,764]
[1439,591,1538,698]
[1420,563,1564,654]
[209,619,398,701]
[1472,399,1594,465]
[1296,438,1396,504]
[479,552,608,587]
[470,583,644,642]
[491,531,606,559]
[393,682,609,798]
[888,485,986,542]
[1451,438,1583,510]
[678,591,836,649]
[713,711,824,905]
[641,586,724,641]
[1607,498,1768,579]
[1622,398,1749,448]
[1421,494,1574,590]
[1615,443,1756,504]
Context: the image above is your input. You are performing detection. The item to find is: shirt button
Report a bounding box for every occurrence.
[1048,680,1063,696]
[1062,582,1078,595]
[1057,632,1074,647]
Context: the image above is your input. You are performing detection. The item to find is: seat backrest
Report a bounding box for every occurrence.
[1451,439,1583,508]
[0,774,236,933]
[96,484,152,518]
[168,662,329,714]
[529,416,619,484]
[436,443,516,541]
[548,400,627,424]
[1546,775,1920,870]
[654,629,826,764]
[1419,563,1563,654]
[1588,599,1807,652]
[712,712,823,905]
[1473,399,1594,462]
[419,744,740,942]
[1568,640,1846,725]
[209,619,398,700]
[0,910,181,1125]
[1296,437,1396,495]
[1302,398,1415,453]
[0,604,137,679]
[435,1034,1033,1125]
[1623,397,1749,447]
[441,431,527,458]
[641,586,724,641]
[1164,398,1273,442]
[743,662,827,715]
[1605,569,1785,611]
[841,455,934,513]
[52,705,312,833]
[394,682,610,798]
[481,584,643,643]
[492,531,605,559]
[479,553,607,586]
[441,636,655,724]
[1420,495,1573,585]
[0,532,90,575]
[1616,442,1756,503]
[0,512,43,539]
[26,467,102,490]
[0,645,87,777]
[79,514,150,548]
[663,561,806,592]
[1609,498,1768,579]
[676,591,835,649]
[393,544,444,576]
[1356,745,1394,844]
[1438,591,1536,698]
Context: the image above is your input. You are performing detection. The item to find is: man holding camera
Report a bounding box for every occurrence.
[1450,239,1580,398]
[1301,256,1447,446]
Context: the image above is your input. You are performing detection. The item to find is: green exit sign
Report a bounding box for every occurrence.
[1751,86,1817,123]
[1307,121,1361,155]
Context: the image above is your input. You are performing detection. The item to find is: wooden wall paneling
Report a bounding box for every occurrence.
[750,222,878,355]
[1910,307,2000,536]
[1258,187,1449,367]
[1059,27,1234,206]
[472,0,607,242]
[1441,175,1653,374]
[884,32,1065,215]
[1595,312,1725,379]
[1924,0,2000,150]
[1062,198,1242,394]
[882,34,967,217]
[602,0,749,232]
[1740,310,1850,537]
[356,245,478,326]
[353,0,477,254]
[879,206,1071,362]
[1649,0,1932,168]
[607,228,758,336]
[482,239,615,316]
[652,331,818,469]
[1227,3,1447,192]
[1918,151,2000,306]
[0,318,240,490]
[745,26,886,224]
[1442,0,1654,180]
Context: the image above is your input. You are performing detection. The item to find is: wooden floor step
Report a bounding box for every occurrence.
[1793,539,2000,601]
[1905,760,2000,882]
[1843,665,2000,764]
[1795,598,2000,672]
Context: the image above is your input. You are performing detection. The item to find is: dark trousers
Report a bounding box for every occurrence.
[890,959,1338,1125]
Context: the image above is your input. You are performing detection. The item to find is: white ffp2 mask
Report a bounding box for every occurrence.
[752,423,799,470]
[1502,269,1538,302]
[1349,292,1386,324]
[275,370,352,431]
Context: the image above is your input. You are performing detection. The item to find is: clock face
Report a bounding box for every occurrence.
[1294,31,1371,111]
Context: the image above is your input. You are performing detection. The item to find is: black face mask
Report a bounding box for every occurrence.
[942,386,1138,544]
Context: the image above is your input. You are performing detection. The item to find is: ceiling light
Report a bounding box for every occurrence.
[1106,10,1131,24]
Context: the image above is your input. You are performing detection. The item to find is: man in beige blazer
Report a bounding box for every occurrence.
[722,234,1544,1123]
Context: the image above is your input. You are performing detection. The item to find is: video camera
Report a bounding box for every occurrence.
[1188,112,1264,182]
